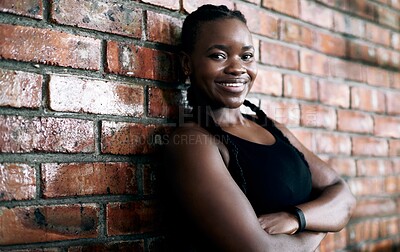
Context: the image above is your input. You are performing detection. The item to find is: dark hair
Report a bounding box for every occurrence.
[180,4,247,53]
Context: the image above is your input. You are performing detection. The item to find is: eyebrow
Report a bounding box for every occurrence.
[206,44,255,52]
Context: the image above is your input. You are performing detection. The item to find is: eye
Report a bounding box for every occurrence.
[208,53,226,60]
[242,53,254,61]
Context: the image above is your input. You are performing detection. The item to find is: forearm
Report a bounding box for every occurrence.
[257,231,326,252]
[298,179,356,232]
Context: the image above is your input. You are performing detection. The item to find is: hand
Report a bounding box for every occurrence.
[258,211,299,235]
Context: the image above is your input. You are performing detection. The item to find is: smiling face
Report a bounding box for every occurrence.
[183,18,257,108]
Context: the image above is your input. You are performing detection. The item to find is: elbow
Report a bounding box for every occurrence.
[332,192,357,232]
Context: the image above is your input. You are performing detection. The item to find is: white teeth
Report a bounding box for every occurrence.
[219,83,244,87]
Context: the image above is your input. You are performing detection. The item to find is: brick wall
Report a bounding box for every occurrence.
[0,0,399,251]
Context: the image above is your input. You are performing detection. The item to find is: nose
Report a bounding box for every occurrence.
[224,58,246,75]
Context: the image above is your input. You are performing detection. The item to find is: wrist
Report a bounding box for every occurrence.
[290,206,306,234]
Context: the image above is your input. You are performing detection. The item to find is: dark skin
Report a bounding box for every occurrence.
[167,18,356,251]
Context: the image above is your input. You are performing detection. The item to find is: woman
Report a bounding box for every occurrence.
[165,5,356,251]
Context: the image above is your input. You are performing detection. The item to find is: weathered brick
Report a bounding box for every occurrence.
[385,175,400,194]
[142,164,159,196]
[376,47,392,68]
[262,0,300,17]
[352,136,388,157]
[347,0,379,21]
[357,159,393,176]
[260,41,299,70]
[280,20,313,48]
[391,0,400,10]
[386,90,400,116]
[300,104,336,130]
[289,128,316,152]
[141,0,179,10]
[107,200,160,235]
[377,5,400,30]
[42,163,137,198]
[374,115,400,138]
[319,80,350,108]
[365,22,391,47]
[351,86,386,113]
[329,58,363,82]
[0,163,36,201]
[389,139,400,157]
[337,109,373,134]
[236,3,278,39]
[348,40,376,64]
[0,204,99,245]
[148,87,183,119]
[252,68,283,96]
[390,50,400,69]
[314,132,352,155]
[260,99,300,126]
[392,32,400,50]
[49,75,144,117]
[283,75,318,101]
[68,241,144,252]
[300,0,333,29]
[333,12,365,38]
[0,116,94,153]
[0,0,42,19]
[391,71,400,89]
[146,11,182,45]
[101,121,168,155]
[106,41,178,82]
[325,157,357,177]
[352,198,397,218]
[300,50,330,76]
[348,177,385,197]
[313,32,346,57]
[183,0,234,13]
[51,0,142,38]
[0,69,42,108]
[0,24,101,70]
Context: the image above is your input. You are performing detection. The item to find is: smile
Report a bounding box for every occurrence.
[218,82,245,87]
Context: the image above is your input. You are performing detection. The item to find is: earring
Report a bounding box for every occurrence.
[184,70,189,75]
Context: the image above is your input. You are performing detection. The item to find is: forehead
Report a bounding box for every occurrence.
[195,18,253,49]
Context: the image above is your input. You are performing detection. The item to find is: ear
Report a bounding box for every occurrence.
[179,51,192,76]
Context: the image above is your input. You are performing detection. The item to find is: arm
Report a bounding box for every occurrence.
[165,126,326,251]
[264,123,356,233]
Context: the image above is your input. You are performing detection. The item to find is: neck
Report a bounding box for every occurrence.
[193,105,247,127]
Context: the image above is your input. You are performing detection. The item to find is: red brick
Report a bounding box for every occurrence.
[280,20,313,48]
[347,0,378,21]
[348,177,385,196]
[377,5,400,30]
[353,198,397,218]
[352,136,388,157]
[252,68,283,96]
[0,204,99,245]
[260,41,299,70]
[376,47,392,68]
[236,3,278,39]
[289,128,316,152]
[380,217,400,236]
[374,115,400,138]
[389,139,400,157]
[351,86,386,113]
[385,175,400,194]
[300,50,329,76]
[325,157,357,177]
[106,41,178,82]
[319,80,350,108]
[260,99,300,126]
[0,116,94,153]
[300,104,336,130]
[142,164,158,196]
[390,50,400,69]
[0,163,36,201]
[0,69,42,108]
[42,163,137,198]
[147,11,182,45]
[283,75,318,101]
[183,0,234,13]
[357,159,393,176]
[148,87,183,119]
[313,32,346,57]
[262,0,300,17]
[391,71,400,89]
[314,132,352,155]
[0,0,42,19]
[50,0,142,38]
[337,109,373,134]
[333,13,365,38]
[365,23,391,47]
[386,91,400,116]
[107,200,160,235]
[391,0,400,9]
[300,0,333,29]
[142,0,179,10]
[49,75,144,117]
[68,241,144,252]
[392,32,400,50]
[364,65,391,88]
[329,58,363,82]
[0,24,100,70]
[101,121,168,155]
[348,40,376,64]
